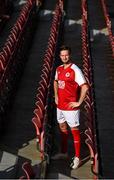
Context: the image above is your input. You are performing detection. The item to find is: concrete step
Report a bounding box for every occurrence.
[0,150,18,179]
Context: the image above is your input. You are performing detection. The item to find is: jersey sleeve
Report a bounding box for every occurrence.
[73,65,86,86]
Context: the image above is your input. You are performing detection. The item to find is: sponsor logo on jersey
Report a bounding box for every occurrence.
[65,72,70,77]
[58,80,65,89]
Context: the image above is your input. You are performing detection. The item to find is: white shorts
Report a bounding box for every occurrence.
[57,108,80,128]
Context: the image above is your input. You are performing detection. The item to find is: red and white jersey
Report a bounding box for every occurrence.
[55,63,87,110]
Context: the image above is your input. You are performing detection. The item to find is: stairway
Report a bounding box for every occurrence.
[88,0,114,178]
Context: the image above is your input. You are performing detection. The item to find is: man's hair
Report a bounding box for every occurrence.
[59,45,71,54]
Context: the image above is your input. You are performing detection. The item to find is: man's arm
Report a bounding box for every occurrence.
[69,83,89,108]
[54,80,58,105]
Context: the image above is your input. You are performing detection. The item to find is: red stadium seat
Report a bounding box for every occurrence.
[32,118,43,152]
[21,161,35,180]
[0,53,6,67]
[38,78,48,90]
[41,67,49,80]
[32,115,42,129]
[32,118,41,140]
[2,48,9,62]
[36,91,45,102]
[42,64,50,74]
[0,60,4,73]
[37,85,46,95]
[43,60,51,70]
[39,130,45,156]
[35,98,45,110]
[40,75,48,87]
[34,106,43,119]
[16,21,22,31]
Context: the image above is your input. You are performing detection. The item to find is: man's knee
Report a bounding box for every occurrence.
[59,122,67,131]
[71,126,79,130]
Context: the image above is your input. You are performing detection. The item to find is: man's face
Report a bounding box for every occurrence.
[60,50,70,64]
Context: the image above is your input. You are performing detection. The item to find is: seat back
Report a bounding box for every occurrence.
[22,162,35,180]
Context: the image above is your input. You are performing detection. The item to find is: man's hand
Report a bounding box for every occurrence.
[55,96,58,105]
[69,84,89,109]
[69,102,80,108]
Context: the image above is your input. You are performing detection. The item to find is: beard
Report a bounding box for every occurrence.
[63,60,71,64]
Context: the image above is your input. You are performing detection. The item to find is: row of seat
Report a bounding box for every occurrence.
[0,0,36,77]
[19,1,64,179]
[2,0,41,179]
[32,1,63,162]
[101,0,114,57]
[19,1,46,179]
[81,0,98,178]
[0,0,37,116]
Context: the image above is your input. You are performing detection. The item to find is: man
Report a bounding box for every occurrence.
[53,45,89,169]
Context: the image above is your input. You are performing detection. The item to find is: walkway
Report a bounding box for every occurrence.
[88,0,114,178]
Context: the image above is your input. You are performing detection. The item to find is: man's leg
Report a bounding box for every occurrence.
[51,122,68,160]
[59,122,68,153]
[51,109,68,159]
[63,110,80,159]
[70,127,80,169]
[71,127,80,158]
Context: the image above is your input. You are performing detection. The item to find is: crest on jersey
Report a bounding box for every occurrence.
[65,72,70,77]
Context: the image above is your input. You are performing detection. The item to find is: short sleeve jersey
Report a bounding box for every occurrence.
[55,63,87,110]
